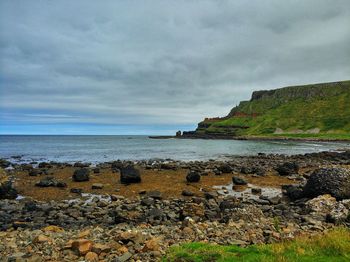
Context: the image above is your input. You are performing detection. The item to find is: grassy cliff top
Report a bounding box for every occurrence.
[197,80,350,140]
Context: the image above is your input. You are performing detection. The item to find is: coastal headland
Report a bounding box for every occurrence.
[154,80,350,142]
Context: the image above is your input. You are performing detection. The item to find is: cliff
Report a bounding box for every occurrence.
[183,80,350,140]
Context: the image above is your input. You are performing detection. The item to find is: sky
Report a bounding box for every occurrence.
[0,0,349,135]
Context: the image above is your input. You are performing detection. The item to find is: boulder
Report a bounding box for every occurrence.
[73,168,90,182]
[0,181,18,199]
[0,159,11,168]
[306,194,349,223]
[303,168,350,200]
[232,176,247,185]
[120,165,141,184]
[282,184,304,200]
[186,170,201,183]
[218,164,232,173]
[276,162,299,176]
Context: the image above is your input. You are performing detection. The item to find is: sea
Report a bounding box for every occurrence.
[0,135,350,164]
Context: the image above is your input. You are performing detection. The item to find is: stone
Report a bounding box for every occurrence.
[0,181,18,199]
[306,194,349,223]
[85,252,99,262]
[120,166,141,184]
[78,229,91,238]
[117,252,133,262]
[276,162,299,176]
[142,238,160,252]
[0,159,11,168]
[92,243,111,254]
[218,164,232,173]
[303,168,350,200]
[147,190,162,199]
[70,188,83,194]
[92,183,104,189]
[71,239,93,256]
[35,176,66,187]
[33,235,51,243]
[232,176,247,185]
[43,225,64,233]
[182,190,194,196]
[186,170,201,183]
[93,168,100,174]
[282,184,304,200]
[73,168,90,182]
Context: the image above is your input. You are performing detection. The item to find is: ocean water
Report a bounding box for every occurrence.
[0,135,349,163]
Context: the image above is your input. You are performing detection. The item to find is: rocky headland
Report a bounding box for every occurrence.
[0,150,350,261]
[176,80,350,141]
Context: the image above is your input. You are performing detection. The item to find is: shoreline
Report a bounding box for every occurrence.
[149,134,350,143]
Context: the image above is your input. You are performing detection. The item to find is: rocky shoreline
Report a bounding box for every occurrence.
[0,151,350,261]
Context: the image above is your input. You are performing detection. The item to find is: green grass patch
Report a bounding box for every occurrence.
[164,227,350,262]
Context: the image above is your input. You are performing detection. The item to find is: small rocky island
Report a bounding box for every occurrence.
[0,150,349,261]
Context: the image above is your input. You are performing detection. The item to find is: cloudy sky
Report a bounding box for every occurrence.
[1,0,349,134]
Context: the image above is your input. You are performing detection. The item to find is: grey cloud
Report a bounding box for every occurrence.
[0,0,349,129]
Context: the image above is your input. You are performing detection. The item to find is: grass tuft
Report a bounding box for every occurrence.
[164,227,350,262]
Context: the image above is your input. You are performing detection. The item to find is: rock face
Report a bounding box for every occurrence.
[120,166,141,184]
[73,168,90,182]
[303,168,350,200]
[0,181,18,199]
[186,170,201,183]
[275,162,299,176]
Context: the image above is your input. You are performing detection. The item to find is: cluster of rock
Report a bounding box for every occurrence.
[0,150,349,261]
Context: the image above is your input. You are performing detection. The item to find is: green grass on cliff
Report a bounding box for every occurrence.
[199,81,350,140]
[164,227,350,262]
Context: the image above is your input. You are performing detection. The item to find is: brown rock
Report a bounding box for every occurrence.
[142,238,160,252]
[33,235,51,244]
[78,229,91,238]
[118,246,129,254]
[92,243,111,254]
[72,239,93,256]
[85,252,99,262]
[43,225,65,233]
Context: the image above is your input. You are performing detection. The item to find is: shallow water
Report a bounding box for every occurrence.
[1,135,349,163]
[214,183,282,201]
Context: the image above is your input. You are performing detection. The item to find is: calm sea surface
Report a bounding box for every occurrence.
[0,135,350,163]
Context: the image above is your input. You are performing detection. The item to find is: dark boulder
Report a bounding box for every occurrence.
[303,168,350,200]
[0,159,11,168]
[147,190,162,200]
[74,162,90,168]
[282,184,304,200]
[73,168,90,182]
[0,181,18,199]
[276,162,299,176]
[218,164,232,173]
[186,170,201,183]
[232,176,247,185]
[120,165,141,184]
